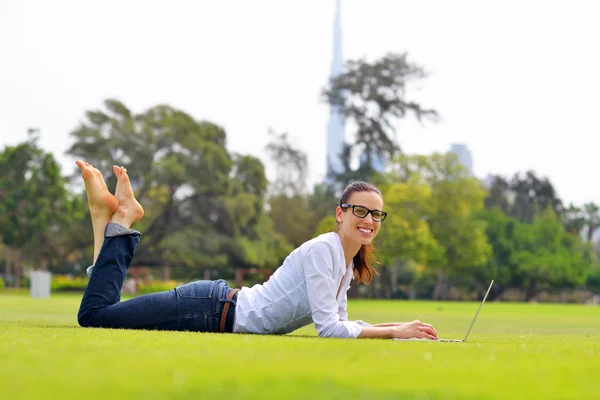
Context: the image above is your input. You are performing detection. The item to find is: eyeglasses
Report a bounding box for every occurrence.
[340,204,388,222]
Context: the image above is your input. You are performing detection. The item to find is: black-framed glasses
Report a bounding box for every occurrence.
[340,204,388,222]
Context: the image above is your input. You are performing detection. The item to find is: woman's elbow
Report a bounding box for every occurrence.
[316,324,347,339]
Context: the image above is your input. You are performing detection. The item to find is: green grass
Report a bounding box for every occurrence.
[1,292,599,399]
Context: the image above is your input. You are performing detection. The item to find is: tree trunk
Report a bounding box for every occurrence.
[4,246,11,287]
[14,249,22,288]
[587,224,596,243]
[432,269,448,300]
[408,284,416,300]
[525,281,538,302]
[162,266,171,281]
[487,283,504,301]
[372,273,384,299]
[203,269,211,280]
[390,263,398,298]
[368,274,377,298]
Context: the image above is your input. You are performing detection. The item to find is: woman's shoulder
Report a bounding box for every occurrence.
[299,232,341,254]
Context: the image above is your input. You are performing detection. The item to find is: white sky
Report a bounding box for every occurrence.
[1,0,598,206]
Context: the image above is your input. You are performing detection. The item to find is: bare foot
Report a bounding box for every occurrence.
[111,165,144,229]
[75,160,119,219]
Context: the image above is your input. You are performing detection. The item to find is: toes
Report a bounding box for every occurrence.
[114,166,128,180]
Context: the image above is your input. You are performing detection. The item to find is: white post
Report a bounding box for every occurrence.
[30,270,52,298]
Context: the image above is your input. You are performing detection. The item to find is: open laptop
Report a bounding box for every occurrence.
[394,280,494,343]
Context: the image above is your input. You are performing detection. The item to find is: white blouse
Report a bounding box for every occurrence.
[233,232,372,338]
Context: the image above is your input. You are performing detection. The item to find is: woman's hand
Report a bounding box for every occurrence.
[390,320,438,340]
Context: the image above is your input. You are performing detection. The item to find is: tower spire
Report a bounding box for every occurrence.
[325,0,345,186]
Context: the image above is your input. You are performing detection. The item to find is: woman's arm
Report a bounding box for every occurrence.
[303,243,367,338]
[372,322,404,327]
[359,320,438,340]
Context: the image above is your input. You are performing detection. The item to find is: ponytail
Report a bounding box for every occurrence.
[352,243,380,284]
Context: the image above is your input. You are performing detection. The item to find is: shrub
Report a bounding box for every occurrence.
[137,280,178,295]
[0,276,4,291]
[51,275,89,292]
[587,264,600,293]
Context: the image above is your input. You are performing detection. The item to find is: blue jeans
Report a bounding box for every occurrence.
[77,223,238,333]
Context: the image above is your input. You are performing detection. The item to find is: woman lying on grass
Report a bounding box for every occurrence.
[76,160,438,340]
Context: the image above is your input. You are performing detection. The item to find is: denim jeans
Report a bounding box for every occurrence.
[77,223,238,333]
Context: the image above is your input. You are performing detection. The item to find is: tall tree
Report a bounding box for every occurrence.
[0,131,69,286]
[386,153,491,299]
[510,171,563,223]
[321,52,439,186]
[264,129,308,197]
[562,203,586,236]
[264,129,316,248]
[378,179,445,298]
[67,99,283,273]
[582,203,600,242]
[307,183,339,233]
[513,208,591,300]
[476,208,527,298]
[485,171,564,224]
[484,175,512,215]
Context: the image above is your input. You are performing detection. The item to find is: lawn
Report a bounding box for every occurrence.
[1,291,599,399]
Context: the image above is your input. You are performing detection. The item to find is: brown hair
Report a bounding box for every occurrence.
[336,181,382,284]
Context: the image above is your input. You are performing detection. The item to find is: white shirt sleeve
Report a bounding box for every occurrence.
[302,242,366,338]
[338,286,373,327]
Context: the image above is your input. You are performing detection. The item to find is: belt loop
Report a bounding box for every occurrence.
[220,288,240,333]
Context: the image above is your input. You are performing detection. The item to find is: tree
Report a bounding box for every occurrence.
[562,203,586,236]
[307,183,339,232]
[264,129,316,248]
[510,171,563,223]
[476,208,527,298]
[0,131,69,286]
[264,129,308,197]
[377,179,445,298]
[513,208,591,300]
[378,179,443,265]
[67,99,284,273]
[484,175,512,215]
[582,203,600,242]
[385,153,491,299]
[321,52,439,186]
[485,171,563,224]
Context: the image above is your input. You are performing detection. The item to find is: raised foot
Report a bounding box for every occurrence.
[75,160,119,218]
[111,165,144,229]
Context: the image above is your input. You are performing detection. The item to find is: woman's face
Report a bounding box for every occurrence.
[336,191,385,246]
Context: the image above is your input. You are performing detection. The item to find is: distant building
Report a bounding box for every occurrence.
[325,1,385,185]
[483,173,495,189]
[325,0,345,185]
[449,143,473,175]
[359,150,386,173]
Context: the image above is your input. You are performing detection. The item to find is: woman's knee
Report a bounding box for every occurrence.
[77,307,99,328]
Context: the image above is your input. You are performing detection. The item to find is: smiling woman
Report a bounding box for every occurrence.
[76,160,438,340]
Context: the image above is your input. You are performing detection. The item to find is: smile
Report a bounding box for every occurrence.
[357,227,373,235]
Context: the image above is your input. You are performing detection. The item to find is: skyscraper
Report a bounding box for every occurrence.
[449,143,473,175]
[325,0,345,185]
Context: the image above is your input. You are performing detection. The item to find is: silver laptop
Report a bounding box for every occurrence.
[394,280,494,343]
